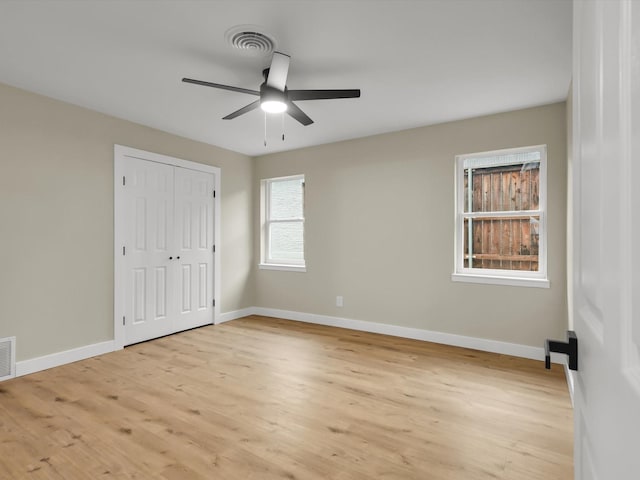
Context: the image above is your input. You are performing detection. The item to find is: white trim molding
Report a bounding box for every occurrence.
[16,340,115,377]
[217,308,257,324]
[453,144,549,288]
[260,174,306,270]
[451,273,550,288]
[114,145,221,349]
[250,307,564,364]
[258,263,307,272]
[12,308,568,381]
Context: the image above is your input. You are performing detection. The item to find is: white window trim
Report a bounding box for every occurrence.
[452,145,549,288]
[260,174,306,271]
[258,263,307,272]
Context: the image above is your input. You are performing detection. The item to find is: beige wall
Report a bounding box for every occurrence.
[0,81,567,363]
[0,83,254,361]
[254,103,568,348]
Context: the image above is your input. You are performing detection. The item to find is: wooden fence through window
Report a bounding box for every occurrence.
[463,164,540,271]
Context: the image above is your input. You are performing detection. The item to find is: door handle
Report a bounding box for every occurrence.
[545,330,578,371]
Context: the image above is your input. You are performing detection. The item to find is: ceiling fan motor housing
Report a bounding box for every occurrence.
[260,83,287,106]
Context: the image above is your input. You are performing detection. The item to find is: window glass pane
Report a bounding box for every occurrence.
[463,215,540,271]
[464,160,540,212]
[270,178,303,219]
[269,222,304,261]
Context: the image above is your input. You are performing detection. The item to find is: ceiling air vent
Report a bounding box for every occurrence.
[225,25,276,55]
[0,337,16,381]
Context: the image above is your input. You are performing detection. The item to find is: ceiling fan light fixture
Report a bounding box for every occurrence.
[260,85,288,113]
[261,100,287,113]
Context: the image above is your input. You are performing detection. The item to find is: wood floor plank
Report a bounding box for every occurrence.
[0,316,573,479]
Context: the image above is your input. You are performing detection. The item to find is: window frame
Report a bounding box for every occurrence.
[259,174,306,272]
[452,145,549,288]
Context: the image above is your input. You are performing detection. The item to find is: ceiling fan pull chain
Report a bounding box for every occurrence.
[282,112,285,141]
[264,111,267,147]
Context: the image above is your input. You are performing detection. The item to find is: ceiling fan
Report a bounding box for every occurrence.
[182,52,361,126]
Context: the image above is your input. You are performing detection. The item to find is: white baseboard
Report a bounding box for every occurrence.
[217,307,257,324]
[12,307,567,381]
[251,306,564,364]
[15,340,116,377]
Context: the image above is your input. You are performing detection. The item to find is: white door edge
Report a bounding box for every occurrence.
[113,145,221,350]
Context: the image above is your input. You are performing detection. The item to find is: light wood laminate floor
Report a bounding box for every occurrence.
[0,316,573,479]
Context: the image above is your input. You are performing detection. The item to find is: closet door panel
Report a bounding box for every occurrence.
[123,158,174,345]
[173,167,214,331]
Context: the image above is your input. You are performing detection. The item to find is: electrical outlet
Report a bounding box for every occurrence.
[336,296,343,307]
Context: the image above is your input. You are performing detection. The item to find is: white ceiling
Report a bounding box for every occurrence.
[0,0,572,157]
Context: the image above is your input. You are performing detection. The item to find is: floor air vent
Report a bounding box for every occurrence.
[0,337,16,381]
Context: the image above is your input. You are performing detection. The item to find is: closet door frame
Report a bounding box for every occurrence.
[113,144,221,350]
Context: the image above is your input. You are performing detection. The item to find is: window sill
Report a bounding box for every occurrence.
[451,273,549,288]
[259,263,306,273]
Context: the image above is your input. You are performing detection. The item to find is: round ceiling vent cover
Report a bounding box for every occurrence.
[225,25,276,55]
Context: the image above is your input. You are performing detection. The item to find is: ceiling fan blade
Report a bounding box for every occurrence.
[286,101,313,126]
[222,100,261,120]
[288,89,361,101]
[266,52,290,91]
[182,78,259,96]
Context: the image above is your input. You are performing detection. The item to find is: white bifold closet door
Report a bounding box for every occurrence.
[122,157,214,345]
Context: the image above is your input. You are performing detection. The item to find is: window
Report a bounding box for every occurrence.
[260,174,305,271]
[452,145,549,288]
